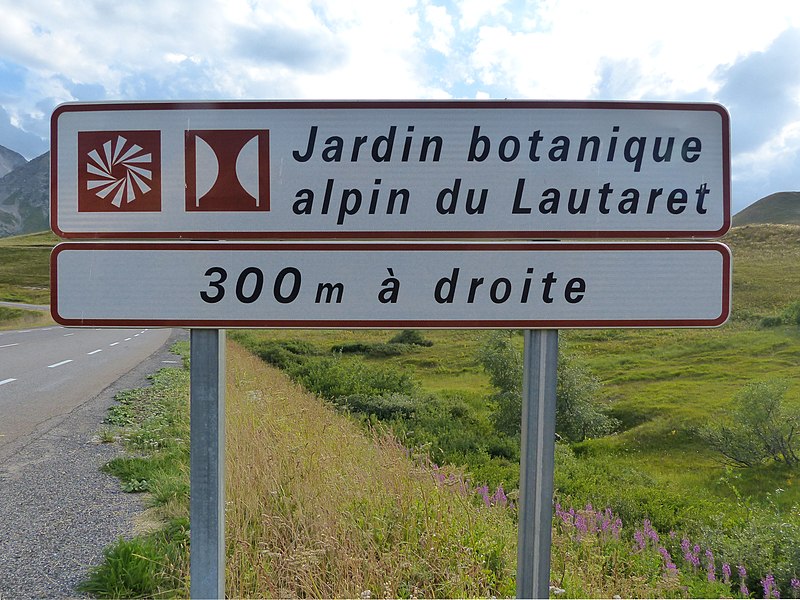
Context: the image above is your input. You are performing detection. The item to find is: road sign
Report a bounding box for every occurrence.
[51,241,731,328]
[51,100,730,240]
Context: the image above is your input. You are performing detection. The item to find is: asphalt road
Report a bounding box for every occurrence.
[0,324,184,598]
[0,325,173,457]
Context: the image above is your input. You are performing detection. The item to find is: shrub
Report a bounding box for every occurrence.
[254,339,319,369]
[760,315,785,328]
[337,393,418,420]
[478,331,619,442]
[557,352,620,442]
[389,329,434,346]
[759,300,800,328]
[781,300,800,325]
[332,342,414,357]
[700,379,800,467]
[289,356,416,400]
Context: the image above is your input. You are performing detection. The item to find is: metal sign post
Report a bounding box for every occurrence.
[189,329,226,599]
[517,329,559,600]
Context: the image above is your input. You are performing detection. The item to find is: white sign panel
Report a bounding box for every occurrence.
[51,242,731,328]
[51,101,730,240]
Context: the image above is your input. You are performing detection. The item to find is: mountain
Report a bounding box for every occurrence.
[0,145,27,178]
[0,151,49,237]
[732,191,800,227]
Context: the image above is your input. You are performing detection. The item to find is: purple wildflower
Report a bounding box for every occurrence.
[681,538,700,568]
[600,515,611,533]
[706,549,716,582]
[722,563,731,585]
[681,538,691,561]
[600,508,612,530]
[575,514,588,537]
[791,578,800,590]
[491,485,508,507]
[738,565,749,596]
[633,529,647,551]
[761,573,779,599]
[688,544,700,568]
[476,484,490,507]
[642,519,659,544]
[658,546,678,576]
[555,503,572,526]
[611,517,622,540]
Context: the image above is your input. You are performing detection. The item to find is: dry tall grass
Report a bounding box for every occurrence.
[225,342,517,599]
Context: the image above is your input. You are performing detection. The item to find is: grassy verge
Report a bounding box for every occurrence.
[0,305,53,329]
[79,343,192,598]
[84,340,519,598]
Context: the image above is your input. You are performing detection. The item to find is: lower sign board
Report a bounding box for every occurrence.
[51,242,730,328]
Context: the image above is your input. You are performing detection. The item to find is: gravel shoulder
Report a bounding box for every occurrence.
[0,328,188,599]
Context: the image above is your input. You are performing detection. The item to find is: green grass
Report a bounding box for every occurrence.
[80,344,192,598]
[89,338,776,599]
[0,230,56,305]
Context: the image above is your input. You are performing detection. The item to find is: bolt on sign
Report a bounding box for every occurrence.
[51,100,730,240]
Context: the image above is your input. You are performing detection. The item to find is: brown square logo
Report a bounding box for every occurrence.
[78,131,162,212]
[185,130,270,212]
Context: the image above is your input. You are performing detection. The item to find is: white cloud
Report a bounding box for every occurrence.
[734,120,800,181]
[424,3,456,56]
[457,0,512,30]
[0,0,799,205]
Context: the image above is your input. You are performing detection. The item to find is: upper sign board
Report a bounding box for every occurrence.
[51,100,730,240]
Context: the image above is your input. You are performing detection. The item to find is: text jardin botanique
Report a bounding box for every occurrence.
[289,123,714,226]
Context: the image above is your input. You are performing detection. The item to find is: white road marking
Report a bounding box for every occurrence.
[0,343,19,348]
[87,349,103,355]
[124,337,132,341]
[48,359,73,368]
[63,333,75,337]
[109,342,120,347]
[0,378,17,386]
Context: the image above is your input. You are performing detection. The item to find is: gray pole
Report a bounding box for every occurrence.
[516,329,558,599]
[190,329,226,599]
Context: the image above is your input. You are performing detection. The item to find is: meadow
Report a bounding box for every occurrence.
[224,224,800,596]
[2,225,799,596]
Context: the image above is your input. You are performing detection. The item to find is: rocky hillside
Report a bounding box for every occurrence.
[0,150,49,237]
[0,145,27,178]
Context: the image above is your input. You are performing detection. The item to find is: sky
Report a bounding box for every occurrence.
[0,0,798,214]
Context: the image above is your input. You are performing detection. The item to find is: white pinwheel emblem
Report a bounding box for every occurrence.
[85,135,153,207]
